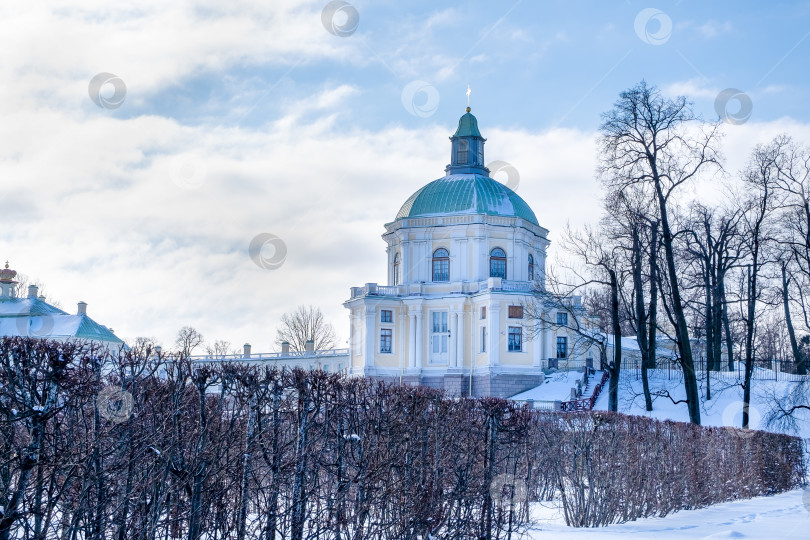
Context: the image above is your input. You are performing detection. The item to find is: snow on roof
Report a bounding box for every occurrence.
[0,297,123,344]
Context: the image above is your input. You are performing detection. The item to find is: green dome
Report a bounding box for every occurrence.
[396,174,539,226]
[453,111,483,138]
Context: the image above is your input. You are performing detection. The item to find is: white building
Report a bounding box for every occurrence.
[345,108,599,398]
[0,262,124,349]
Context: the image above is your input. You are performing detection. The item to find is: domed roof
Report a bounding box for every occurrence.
[395,174,539,226]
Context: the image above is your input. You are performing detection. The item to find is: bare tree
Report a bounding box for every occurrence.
[175,326,205,357]
[206,339,237,357]
[598,81,722,424]
[738,142,781,429]
[275,305,337,352]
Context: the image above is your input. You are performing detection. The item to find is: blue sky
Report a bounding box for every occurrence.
[136,1,810,131]
[1,1,810,350]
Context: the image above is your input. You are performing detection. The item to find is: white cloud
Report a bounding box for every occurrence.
[2,2,810,355]
[662,79,719,100]
[699,21,733,39]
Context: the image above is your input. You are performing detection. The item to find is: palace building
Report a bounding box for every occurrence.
[344,108,598,398]
[0,262,124,348]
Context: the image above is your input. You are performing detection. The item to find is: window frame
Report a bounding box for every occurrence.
[380,328,393,354]
[508,326,522,352]
[481,326,487,352]
[432,248,450,282]
[508,305,524,319]
[556,312,568,326]
[490,247,507,279]
[380,309,393,323]
[528,254,535,281]
[455,138,469,164]
[556,336,568,359]
[393,253,401,286]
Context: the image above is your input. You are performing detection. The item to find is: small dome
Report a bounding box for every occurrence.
[453,111,483,138]
[0,261,17,282]
[395,174,539,226]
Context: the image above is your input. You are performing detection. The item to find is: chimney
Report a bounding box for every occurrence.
[281,341,290,355]
[28,285,38,298]
[305,340,315,353]
[243,343,252,358]
[77,301,87,315]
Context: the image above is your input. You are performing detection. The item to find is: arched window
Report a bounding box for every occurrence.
[528,254,535,281]
[490,248,506,278]
[432,248,449,282]
[393,253,401,285]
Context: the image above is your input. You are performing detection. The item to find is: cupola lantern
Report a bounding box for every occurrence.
[446,107,488,175]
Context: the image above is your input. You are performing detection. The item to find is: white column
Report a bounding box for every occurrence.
[402,241,411,284]
[533,318,542,367]
[543,320,553,364]
[489,302,500,366]
[472,237,482,281]
[457,309,465,368]
[415,310,423,369]
[408,313,416,368]
[449,311,458,367]
[364,305,376,368]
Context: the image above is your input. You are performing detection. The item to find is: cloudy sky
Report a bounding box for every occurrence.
[2,1,810,352]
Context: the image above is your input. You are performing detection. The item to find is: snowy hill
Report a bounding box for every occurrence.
[528,489,809,539]
[592,368,810,440]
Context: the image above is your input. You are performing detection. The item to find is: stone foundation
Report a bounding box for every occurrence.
[363,370,543,398]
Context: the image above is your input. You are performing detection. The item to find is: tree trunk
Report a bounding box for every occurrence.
[743,264,756,429]
[632,228,653,411]
[653,174,701,424]
[648,221,659,370]
[608,268,622,412]
[782,264,805,375]
[720,278,734,371]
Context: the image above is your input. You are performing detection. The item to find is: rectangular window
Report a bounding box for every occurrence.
[481,306,486,319]
[556,312,568,326]
[381,309,392,323]
[432,259,449,282]
[556,336,568,358]
[508,327,522,352]
[508,305,523,319]
[490,258,506,279]
[380,329,392,353]
[323,364,330,372]
[337,363,343,372]
[481,326,487,352]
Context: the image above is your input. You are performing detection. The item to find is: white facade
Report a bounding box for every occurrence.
[344,109,598,398]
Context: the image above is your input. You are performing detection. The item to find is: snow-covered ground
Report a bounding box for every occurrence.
[528,488,810,539]
[514,368,809,538]
[511,370,593,401]
[591,368,810,439]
